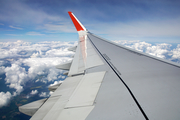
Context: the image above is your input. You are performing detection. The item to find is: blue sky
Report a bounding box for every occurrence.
[0,0,180,43]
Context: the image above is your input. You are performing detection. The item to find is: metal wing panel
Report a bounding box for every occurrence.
[87,33,180,120]
[85,37,104,69]
[85,65,146,120]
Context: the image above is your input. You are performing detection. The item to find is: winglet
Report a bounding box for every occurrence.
[68,11,87,32]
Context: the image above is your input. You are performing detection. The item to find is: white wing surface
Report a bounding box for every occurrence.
[19,11,180,120]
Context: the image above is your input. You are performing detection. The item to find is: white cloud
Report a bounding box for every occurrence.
[35,79,40,82]
[145,43,171,59]
[30,90,38,95]
[26,90,38,99]
[26,95,30,99]
[49,80,63,87]
[23,57,70,82]
[0,40,75,59]
[171,44,180,61]
[0,92,12,108]
[61,76,65,79]
[0,66,5,75]
[49,91,54,95]
[0,40,32,59]
[114,40,180,61]
[4,63,28,94]
[39,92,50,97]
[9,25,23,30]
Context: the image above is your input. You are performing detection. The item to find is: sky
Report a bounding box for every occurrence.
[0,0,180,43]
[0,1,180,118]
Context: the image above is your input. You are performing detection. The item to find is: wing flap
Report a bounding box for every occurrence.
[19,98,47,116]
[57,106,94,120]
[65,71,106,108]
[30,96,60,120]
[56,60,72,70]
[30,71,106,120]
[30,75,83,120]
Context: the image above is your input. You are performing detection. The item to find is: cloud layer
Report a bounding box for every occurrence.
[114,40,180,62]
[0,40,76,107]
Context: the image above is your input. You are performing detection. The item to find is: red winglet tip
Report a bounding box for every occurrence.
[68,12,86,31]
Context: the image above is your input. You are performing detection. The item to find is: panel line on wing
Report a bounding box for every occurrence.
[102,54,121,75]
[65,105,94,109]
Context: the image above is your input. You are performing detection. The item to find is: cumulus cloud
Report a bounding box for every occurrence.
[26,90,39,99]
[4,63,28,94]
[0,66,5,75]
[49,80,63,87]
[0,92,12,108]
[30,90,38,95]
[171,44,180,61]
[39,92,50,97]
[145,43,171,59]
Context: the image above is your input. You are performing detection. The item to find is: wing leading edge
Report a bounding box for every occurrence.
[19,12,180,120]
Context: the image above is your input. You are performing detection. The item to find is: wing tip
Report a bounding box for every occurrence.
[68,11,72,14]
[68,11,86,32]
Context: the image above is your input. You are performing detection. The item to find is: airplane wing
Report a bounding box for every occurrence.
[19,12,180,120]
